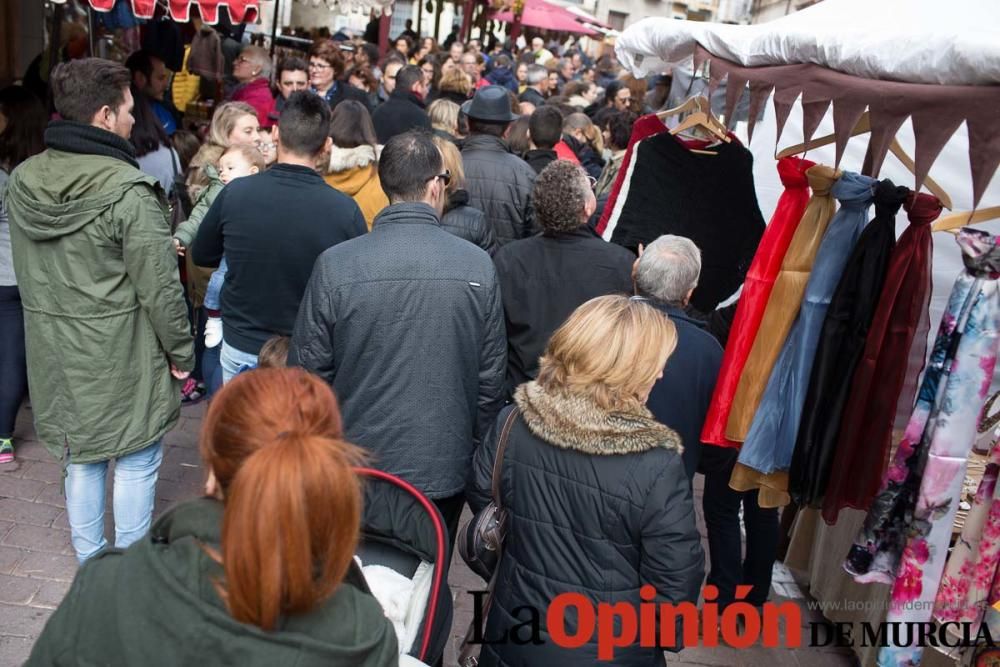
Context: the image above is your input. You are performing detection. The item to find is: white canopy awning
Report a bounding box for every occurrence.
[615,0,1000,85]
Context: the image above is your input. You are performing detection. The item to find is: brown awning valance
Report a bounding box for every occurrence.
[695,45,1000,207]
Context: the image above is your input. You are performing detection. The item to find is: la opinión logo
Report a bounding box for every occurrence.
[470,584,801,659]
[467,586,1000,660]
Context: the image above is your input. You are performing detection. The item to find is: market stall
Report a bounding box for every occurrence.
[613,2,1000,666]
[52,0,263,24]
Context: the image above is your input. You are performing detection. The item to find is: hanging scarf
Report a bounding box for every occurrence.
[730,171,876,507]
[789,180,910,507]
[701,156,815,447]
[725,164,840,443]
[822,193,940,524]
[843,228,1000,667]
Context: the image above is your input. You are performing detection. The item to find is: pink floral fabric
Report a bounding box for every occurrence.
[841,229,1000,667]
[933,437,1000,648]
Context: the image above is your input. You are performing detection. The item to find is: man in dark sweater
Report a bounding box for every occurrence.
[493,160,634,398]
[289,131,505,544]
[193,91,367,382]
[372,65,431,145]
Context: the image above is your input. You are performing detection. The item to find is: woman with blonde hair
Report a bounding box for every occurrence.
[428,98,461,143]
[436,68,472,105]
[467,294,704,666]
[432,135,496,255]
[27,368,398,666]
[173,101,261,401]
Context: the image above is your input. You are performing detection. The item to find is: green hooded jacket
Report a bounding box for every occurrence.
[5,146,194,465]
[26,499,399,667]
[174,163,223,248]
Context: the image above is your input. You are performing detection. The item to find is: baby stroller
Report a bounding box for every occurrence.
[355,468,454,667]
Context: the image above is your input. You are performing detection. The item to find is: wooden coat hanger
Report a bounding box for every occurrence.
[663,97,731,155]
[931,206,1000,234]
[659,95,730,138]
[775,111,953,210]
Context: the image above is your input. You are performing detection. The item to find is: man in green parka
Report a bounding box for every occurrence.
[4,58,194,563]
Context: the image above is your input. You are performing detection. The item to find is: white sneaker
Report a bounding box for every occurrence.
[205,317,223,348]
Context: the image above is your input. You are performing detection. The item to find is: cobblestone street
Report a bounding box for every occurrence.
[0,402,857,667]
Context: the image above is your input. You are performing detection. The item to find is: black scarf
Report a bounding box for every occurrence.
[44,120,139,169]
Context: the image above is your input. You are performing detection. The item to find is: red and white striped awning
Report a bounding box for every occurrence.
[54,0,262,25]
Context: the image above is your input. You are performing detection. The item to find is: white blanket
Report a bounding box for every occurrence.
[359,558,434,656]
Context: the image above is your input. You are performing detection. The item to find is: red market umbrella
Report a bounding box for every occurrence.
[492,0,597,36]
[52,0,262,25]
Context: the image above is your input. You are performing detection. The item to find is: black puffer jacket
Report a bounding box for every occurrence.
[468,384,705,666]
[289,203,506,499]
[442,190,498,255]
[461,134,537,247]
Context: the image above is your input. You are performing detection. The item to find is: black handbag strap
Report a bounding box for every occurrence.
[490,407,519,508]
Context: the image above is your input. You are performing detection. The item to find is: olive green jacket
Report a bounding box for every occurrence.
[5,148,194,464]
[26,499,399,667]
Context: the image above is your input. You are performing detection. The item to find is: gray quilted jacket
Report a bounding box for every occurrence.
[289,202,507,498]
[461,135,537,246]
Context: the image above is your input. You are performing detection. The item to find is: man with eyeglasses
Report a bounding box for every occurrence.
[290,130,506,547]
[605,79,633,112]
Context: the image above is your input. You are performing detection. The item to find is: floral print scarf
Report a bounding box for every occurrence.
[842,228,1000,667]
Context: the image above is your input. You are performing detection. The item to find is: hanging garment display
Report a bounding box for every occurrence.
[730,172,876,507]
[597,128,766,313]
[595,114,674,236]
[789,181,911,506]
[842,228,1000,667]
[725,165,840,442]
[188,26,225,80]
[821,193,941,524]
[701,156,815,447]
[934,437,1000,655]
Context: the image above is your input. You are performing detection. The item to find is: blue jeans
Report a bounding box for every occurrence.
[204,256,227,311]
[202,340,223,397]
[64,440,163,563]
[221,341,258,384]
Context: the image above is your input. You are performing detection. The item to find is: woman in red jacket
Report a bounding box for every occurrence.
[230,45,276,130]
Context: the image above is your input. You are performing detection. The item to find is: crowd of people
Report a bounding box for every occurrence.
[0,25,777,666]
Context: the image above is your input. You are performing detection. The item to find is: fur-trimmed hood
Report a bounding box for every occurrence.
[513,381,682,456]
[328,144,379,173]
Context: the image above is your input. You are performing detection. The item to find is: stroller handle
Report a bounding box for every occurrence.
[355,467,449,663]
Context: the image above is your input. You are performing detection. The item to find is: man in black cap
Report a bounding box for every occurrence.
[461,85,537,246]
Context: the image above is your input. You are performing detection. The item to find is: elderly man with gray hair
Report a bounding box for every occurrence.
[633,234,723,480]
[635,234,778,615]
[518,64,550,108]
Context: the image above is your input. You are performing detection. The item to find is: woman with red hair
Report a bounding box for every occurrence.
[26,368,398,666]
